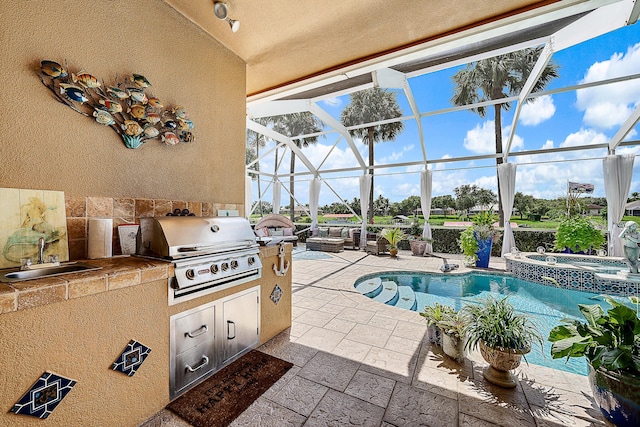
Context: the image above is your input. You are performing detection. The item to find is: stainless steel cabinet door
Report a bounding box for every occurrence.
[222,288,259,364]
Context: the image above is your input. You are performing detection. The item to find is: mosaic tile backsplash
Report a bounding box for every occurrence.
[65,196,243,260]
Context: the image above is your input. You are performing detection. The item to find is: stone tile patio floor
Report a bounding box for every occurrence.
[142,246,612,427]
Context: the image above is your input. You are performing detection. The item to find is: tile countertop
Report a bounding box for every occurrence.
[0,245,290,316]
[0,256,173,316]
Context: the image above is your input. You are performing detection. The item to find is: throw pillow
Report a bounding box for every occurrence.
[318,227,329,238]
[341,228,350,238]
[271,229,284,236]
[329,227,342,238]
[283,227,294,236]
[255,227,269,237]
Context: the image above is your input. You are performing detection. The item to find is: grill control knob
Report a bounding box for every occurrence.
[230,260,239,270]
[185,269,196,280]
[221,262,229,272]
[210,225,219,233]
[210,264,219,274]
[247,256,255,266]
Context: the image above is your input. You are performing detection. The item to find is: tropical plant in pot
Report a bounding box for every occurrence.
[458,210,498,268]
[438,309,467,362]
[380,227,406,257]
[548,296,640,427]
[553,215,605,254]
[463,296,542,388]
[420,303,455,347]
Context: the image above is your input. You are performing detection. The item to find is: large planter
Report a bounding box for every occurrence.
[442,333,465,362]
[588,363,640,427]
[475,235,493,268]
[479,341,528,388]
[409,240,428,256]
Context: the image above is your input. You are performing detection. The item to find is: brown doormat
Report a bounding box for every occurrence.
[167,350,293,427]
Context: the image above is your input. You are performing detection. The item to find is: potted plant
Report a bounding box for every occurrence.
[407,220,431,256]
[459,227,478,267]
[548,296,640,427]
[380,227,406,257]
[463,296,542,388]
[438,309,467,362]
[553,215,605,254]
[420,303,455,347]
[458,210,498,268]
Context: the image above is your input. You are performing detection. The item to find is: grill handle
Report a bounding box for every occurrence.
[177,241,256,253]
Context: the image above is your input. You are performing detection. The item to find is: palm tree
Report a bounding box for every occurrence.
[451,47,559,226]
[341,88,404,223]
[268,113,323,221]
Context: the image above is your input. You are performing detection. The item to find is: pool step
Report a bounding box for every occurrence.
[373,280,399,305]
[395,286,417,311]
[355,278,383,298]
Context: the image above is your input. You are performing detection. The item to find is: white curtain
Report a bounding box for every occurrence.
[309,177,321,233]
[498,163,517,257]
[272,180,281,215]
[245,176,253,219]
[359,174,372,249]
[420,169,433,254]
[604,154,635,257]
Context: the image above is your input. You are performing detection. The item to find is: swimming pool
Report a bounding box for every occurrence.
[354,271,602,376]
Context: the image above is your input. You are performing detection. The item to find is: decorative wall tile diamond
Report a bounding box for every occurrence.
[270,284,283,305]
[112,339,151,376]
[10,371,76,419]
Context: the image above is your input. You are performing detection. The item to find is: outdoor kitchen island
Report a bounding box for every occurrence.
[0,244,292,427]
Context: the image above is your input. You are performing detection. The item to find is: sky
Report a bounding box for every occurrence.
[252,22,640,210]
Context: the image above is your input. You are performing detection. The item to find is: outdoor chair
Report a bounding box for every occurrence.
[366,235,389,255]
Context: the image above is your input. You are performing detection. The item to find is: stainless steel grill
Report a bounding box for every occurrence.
[136,216,262,305]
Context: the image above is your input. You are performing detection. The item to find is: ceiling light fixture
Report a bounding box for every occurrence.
[213,2,240,33]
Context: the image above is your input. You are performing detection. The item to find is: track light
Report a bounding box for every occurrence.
[213,2,240,33]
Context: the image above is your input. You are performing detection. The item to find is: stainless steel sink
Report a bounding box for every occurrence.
[0,262,102,283]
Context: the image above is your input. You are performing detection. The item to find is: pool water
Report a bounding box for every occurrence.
[355,271,603,376]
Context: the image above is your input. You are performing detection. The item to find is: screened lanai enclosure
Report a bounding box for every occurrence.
[245,0,640,256]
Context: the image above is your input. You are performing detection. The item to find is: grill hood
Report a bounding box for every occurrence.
[136,216,258,260]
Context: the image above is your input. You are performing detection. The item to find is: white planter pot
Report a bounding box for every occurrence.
[442,333,465,362]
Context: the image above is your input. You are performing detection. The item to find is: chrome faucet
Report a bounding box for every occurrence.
[38,237,45,264]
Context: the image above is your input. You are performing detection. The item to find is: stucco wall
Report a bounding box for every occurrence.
[0,246,291,426]
[0,0,246,204]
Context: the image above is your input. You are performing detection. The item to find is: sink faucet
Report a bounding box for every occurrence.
[38,237,45,264]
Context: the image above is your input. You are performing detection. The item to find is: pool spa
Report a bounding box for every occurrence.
[504,252,640,296]
[354,270,631,375]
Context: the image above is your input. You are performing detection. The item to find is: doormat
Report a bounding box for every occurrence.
[166,350,293,427]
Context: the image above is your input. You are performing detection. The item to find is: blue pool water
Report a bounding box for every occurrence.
[354,271,604,376]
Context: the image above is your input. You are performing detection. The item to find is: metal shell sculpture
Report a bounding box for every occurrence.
[37,59,195,149]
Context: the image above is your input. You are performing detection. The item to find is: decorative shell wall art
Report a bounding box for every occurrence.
[37,60,195,149]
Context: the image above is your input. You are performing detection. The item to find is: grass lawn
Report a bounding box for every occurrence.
[252,213,639,230]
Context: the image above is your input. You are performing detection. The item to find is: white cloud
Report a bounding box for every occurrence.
[379,144,415,163]
[559,128,608,148]
[520,95,556,126]
[512,128,609,198]
[577,43,640,129]
[463,120,524,154]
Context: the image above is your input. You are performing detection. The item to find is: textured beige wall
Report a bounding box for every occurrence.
[0,280,172,427]
[0,248,291,426]
[0,0,246,203]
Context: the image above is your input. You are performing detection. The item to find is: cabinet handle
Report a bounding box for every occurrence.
[185,324,208,338]
[227,320,236,340]
[185,355,209,373]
